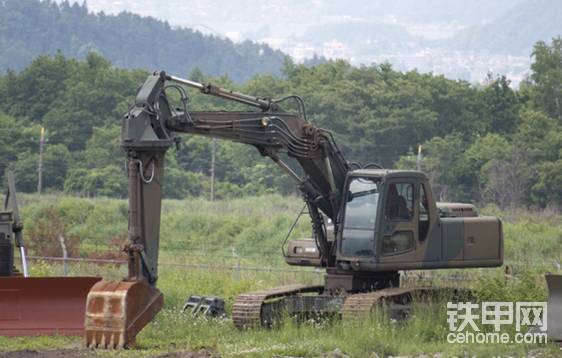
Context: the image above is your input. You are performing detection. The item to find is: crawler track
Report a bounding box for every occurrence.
[232,284,323,328]
[233,285,459,328]
[342,287,439,320]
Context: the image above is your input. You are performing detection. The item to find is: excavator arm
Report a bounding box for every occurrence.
[85,71,349,348]
[123,71,349,266]
[170,110,347,262]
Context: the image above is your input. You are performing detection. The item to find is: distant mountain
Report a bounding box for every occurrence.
[342,0,524,26]
[445,0,562,55]
[0,0,287,81]
[81,0,524,33]
[296,20,423,55]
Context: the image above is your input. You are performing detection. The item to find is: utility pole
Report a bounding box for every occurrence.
[37,127,46,195]
[416,144,422,171]
[210,138,216,201]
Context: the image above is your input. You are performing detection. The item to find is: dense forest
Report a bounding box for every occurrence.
[0,0,287,82]
[0,38,561,208]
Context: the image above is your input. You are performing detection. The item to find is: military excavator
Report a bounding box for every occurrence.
[0,71,559,349]
[0,173,100,336]
[83,71,510,348]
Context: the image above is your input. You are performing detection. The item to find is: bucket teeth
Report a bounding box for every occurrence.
[84,330,127,349]
[84,279,163,349]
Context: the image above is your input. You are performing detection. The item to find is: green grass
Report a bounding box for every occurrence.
[3,262,560,357]
[1,195,561,356]
[2,259,560,357]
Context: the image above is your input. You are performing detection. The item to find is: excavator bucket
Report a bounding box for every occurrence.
[0,276,101,336]
[84,279,163,349]
[546,273,562,342]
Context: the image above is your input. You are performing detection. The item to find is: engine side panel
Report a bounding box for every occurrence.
[463,216,503,262]
[441,218,464,261]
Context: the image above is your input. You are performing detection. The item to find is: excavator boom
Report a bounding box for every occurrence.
[85,71,348,347]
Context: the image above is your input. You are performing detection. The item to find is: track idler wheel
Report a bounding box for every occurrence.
[84,279,163,349]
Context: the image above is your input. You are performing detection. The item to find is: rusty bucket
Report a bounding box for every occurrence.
[84,279,163,348]
[546,273,562,342]
[0,276,101,336]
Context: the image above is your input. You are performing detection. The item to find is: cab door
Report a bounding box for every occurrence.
[378,181,418,264]
[416,180,442,263]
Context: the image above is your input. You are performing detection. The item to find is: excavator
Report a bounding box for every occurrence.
[1,71,559,348]
[83,71,510,348]
[0,173,100,336]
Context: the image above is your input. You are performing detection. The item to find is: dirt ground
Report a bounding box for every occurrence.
[0,349,215,358]
[0,349,95,358]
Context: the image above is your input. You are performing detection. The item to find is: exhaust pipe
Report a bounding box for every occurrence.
[19,246,28,277]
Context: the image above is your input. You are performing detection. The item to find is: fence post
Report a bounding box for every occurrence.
[59,235,68,276]
[231,246,240,280]
[37,127,46,195]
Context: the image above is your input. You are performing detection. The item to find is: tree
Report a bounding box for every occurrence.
[1,53,70,120]
[0,111,38,182]
[530,37,562,121]
[479,74,520,134]
[461,133,511,202]
[514,109,561,163]
[532,159,562,207]
[409,134,468,201]
[482,148,530,209]
[0,0,286,82]
[0,46,560,209]
[64,125,127,197]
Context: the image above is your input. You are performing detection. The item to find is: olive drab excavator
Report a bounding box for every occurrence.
[85,70,562,348]
[0,173,101,336]
[1,172,27,278]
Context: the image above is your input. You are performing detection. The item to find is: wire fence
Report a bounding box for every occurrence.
[23,253,559,290]
[22,254,487,290]
[26,255,323,274]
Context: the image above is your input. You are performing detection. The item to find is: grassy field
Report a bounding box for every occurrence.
[1,194,561,357]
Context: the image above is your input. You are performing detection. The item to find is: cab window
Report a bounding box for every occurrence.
[385,183,413,221]
[341,177,379,256]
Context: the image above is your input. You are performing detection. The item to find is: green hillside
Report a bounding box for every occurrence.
[0,0,287,82]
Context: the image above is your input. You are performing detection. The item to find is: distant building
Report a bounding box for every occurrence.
[322,40,348,59]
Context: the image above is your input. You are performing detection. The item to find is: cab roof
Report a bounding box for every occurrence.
[349,169,427,180]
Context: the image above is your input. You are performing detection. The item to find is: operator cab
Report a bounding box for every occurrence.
[338,169,431,269]
[286,169,503,276]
